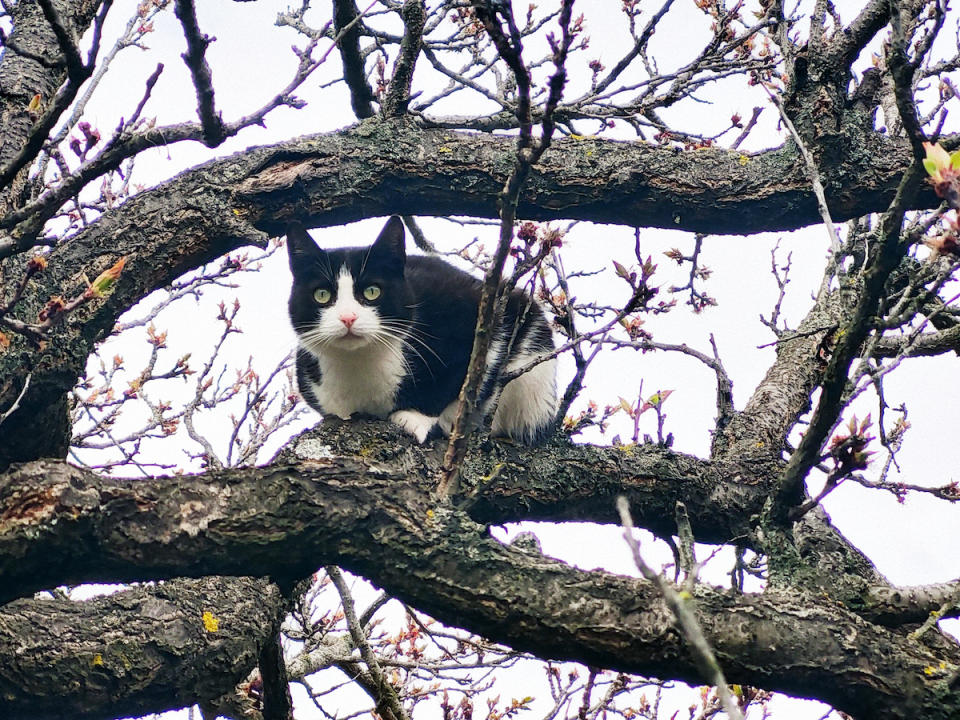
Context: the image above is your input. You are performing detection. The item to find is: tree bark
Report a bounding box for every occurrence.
[0,421,957,720]
[0,576,283,720]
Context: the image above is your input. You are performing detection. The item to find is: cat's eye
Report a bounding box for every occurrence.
[313,288,332,304]
[363,285,381,301]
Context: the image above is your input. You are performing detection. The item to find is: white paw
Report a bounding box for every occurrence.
[389,410,438,444]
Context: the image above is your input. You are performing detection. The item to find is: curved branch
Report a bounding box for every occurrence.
[827,0,891,67]
[0,120,940,468]
[0,434,957,720]
[333,0,376,119]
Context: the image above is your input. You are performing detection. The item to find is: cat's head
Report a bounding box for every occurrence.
[286,216,412,354]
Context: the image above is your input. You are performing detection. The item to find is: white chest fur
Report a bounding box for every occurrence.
[306,339,406,419]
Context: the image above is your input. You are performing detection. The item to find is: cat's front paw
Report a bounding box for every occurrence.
[389,410,438,444]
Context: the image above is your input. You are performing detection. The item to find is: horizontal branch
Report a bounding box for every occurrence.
[0,119,939,466]
[0,576,282,720]
[231,121,936,237]
[873,324,960,358]
[863,580,960,625]
[0,429,957,719]
[0,422,758,605]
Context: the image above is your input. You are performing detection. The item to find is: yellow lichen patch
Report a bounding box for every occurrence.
[438,146,453,153]
[481,463,506,483]
[92,653,104,666]
[738,154,750,166]
[202,611,220,633]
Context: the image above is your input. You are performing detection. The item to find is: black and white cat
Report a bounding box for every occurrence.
[286,216,557,444]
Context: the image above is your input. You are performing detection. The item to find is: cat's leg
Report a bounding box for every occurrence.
[491,355,557,444]
[389,410,439,444]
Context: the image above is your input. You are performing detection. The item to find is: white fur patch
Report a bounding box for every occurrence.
[491,343,557,443]
[303,268,407,418]
[308,340,406,419]
[389,409,438,443]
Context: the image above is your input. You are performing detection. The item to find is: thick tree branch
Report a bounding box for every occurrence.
[826,0,891,67]
[0,121,941,468]
[864,580,960,625]
[0,576,283,720]
[711,292,843,461]
[0,0,103,200]
[0,432,957,720]
[0,424,759,605]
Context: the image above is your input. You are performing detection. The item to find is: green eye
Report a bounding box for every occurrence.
[363,285,381,301]
[313,288,332,304]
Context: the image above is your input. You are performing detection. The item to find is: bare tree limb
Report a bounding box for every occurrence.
[333,0,377,119]
[381,0,424,118]
[0,576,283,720]
[174,0,226,146]
[0,441,957,720]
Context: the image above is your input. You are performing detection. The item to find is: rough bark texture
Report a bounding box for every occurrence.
[0,421,957,720]
[0,576,283,720]
[0,0,101,211]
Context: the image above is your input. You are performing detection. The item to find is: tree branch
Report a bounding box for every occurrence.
[0,121,941,468]
[174,0,226,146]
[333,0,376,119]
[0,576,283,720]
[381,0,424,118]
[0,435,957,720]
[0,0,103,195]
[774,164,926,519]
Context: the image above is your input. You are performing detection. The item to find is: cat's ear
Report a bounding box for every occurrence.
[286,222,325,277]
[370,216,406,270]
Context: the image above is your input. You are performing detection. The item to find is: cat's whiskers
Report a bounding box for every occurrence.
[295,324,346,355]
[378,320,444,365]
[369,331,414,376]
[371,326,424,372]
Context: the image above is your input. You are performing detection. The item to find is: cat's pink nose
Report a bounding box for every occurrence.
[339,312,357,329]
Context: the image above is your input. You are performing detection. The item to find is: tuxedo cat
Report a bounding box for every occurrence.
[286,216,557,444]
